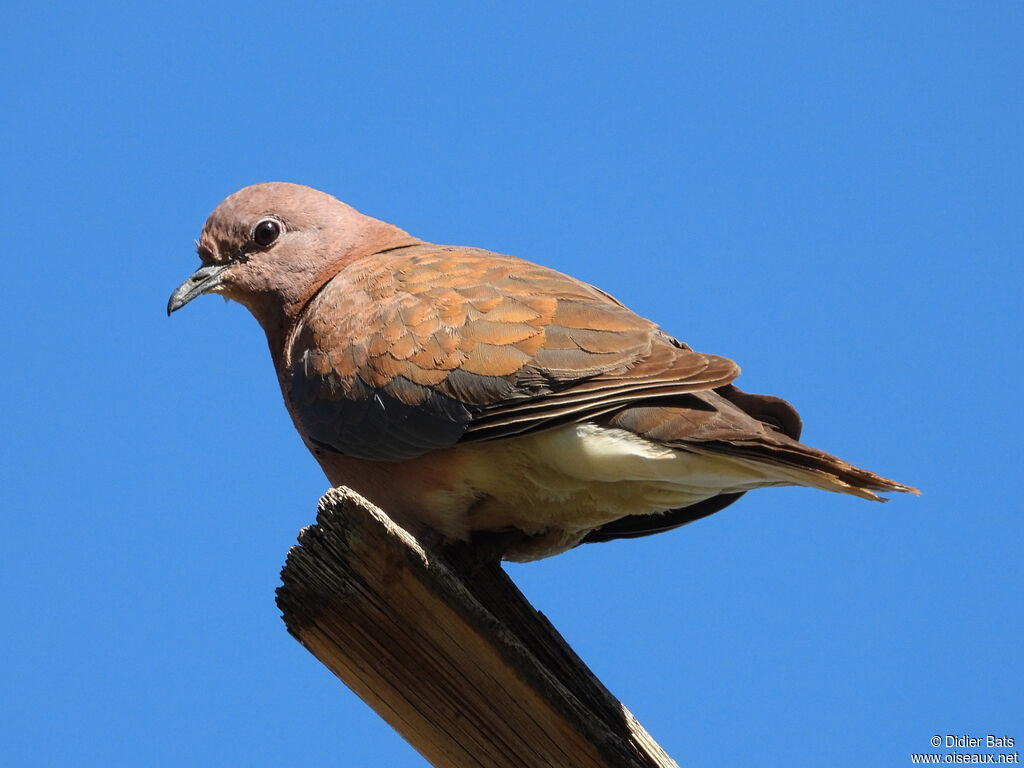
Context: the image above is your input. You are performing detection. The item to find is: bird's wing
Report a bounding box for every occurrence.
[288,244,741,460]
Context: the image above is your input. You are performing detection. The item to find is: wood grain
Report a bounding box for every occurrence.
[277,487,679,768]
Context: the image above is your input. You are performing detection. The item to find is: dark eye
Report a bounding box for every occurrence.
[252,218,282,247]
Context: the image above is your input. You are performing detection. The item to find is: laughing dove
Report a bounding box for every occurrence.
[169,183,917,560]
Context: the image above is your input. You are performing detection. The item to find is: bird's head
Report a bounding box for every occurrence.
[168,182,418,327]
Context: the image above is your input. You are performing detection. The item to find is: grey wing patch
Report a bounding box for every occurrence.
[290,351,472,461]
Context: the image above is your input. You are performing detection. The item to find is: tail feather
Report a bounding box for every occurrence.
[690,437,920,501]
[603,385,919,502]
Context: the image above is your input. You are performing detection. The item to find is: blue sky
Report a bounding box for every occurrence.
[2,2,1021,766]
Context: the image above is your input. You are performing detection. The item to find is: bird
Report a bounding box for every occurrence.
[169,182,918,561]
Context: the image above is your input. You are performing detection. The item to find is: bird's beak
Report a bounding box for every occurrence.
[167,263,231,316]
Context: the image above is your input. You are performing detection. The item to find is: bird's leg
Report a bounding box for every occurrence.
[442,529,528,575]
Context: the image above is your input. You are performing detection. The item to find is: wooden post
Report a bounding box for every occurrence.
[276,487,679,768]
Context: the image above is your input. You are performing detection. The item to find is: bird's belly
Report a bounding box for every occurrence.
[423,423,787,556]
[314,422,787,560]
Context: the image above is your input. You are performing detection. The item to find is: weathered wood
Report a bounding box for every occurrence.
[277,487,679,768]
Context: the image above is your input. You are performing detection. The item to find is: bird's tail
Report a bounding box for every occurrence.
[687,436,919,501]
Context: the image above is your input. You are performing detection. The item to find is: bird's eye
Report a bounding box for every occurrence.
[252,218,283,247]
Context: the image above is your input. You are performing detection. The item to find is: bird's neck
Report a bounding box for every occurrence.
[258,234,423,380]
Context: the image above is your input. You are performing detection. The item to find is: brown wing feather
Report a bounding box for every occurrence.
[287,244,742,459]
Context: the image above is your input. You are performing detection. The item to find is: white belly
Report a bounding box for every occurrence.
[422,422,791,560]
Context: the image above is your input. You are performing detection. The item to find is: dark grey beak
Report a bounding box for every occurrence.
[167,264,231,315]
